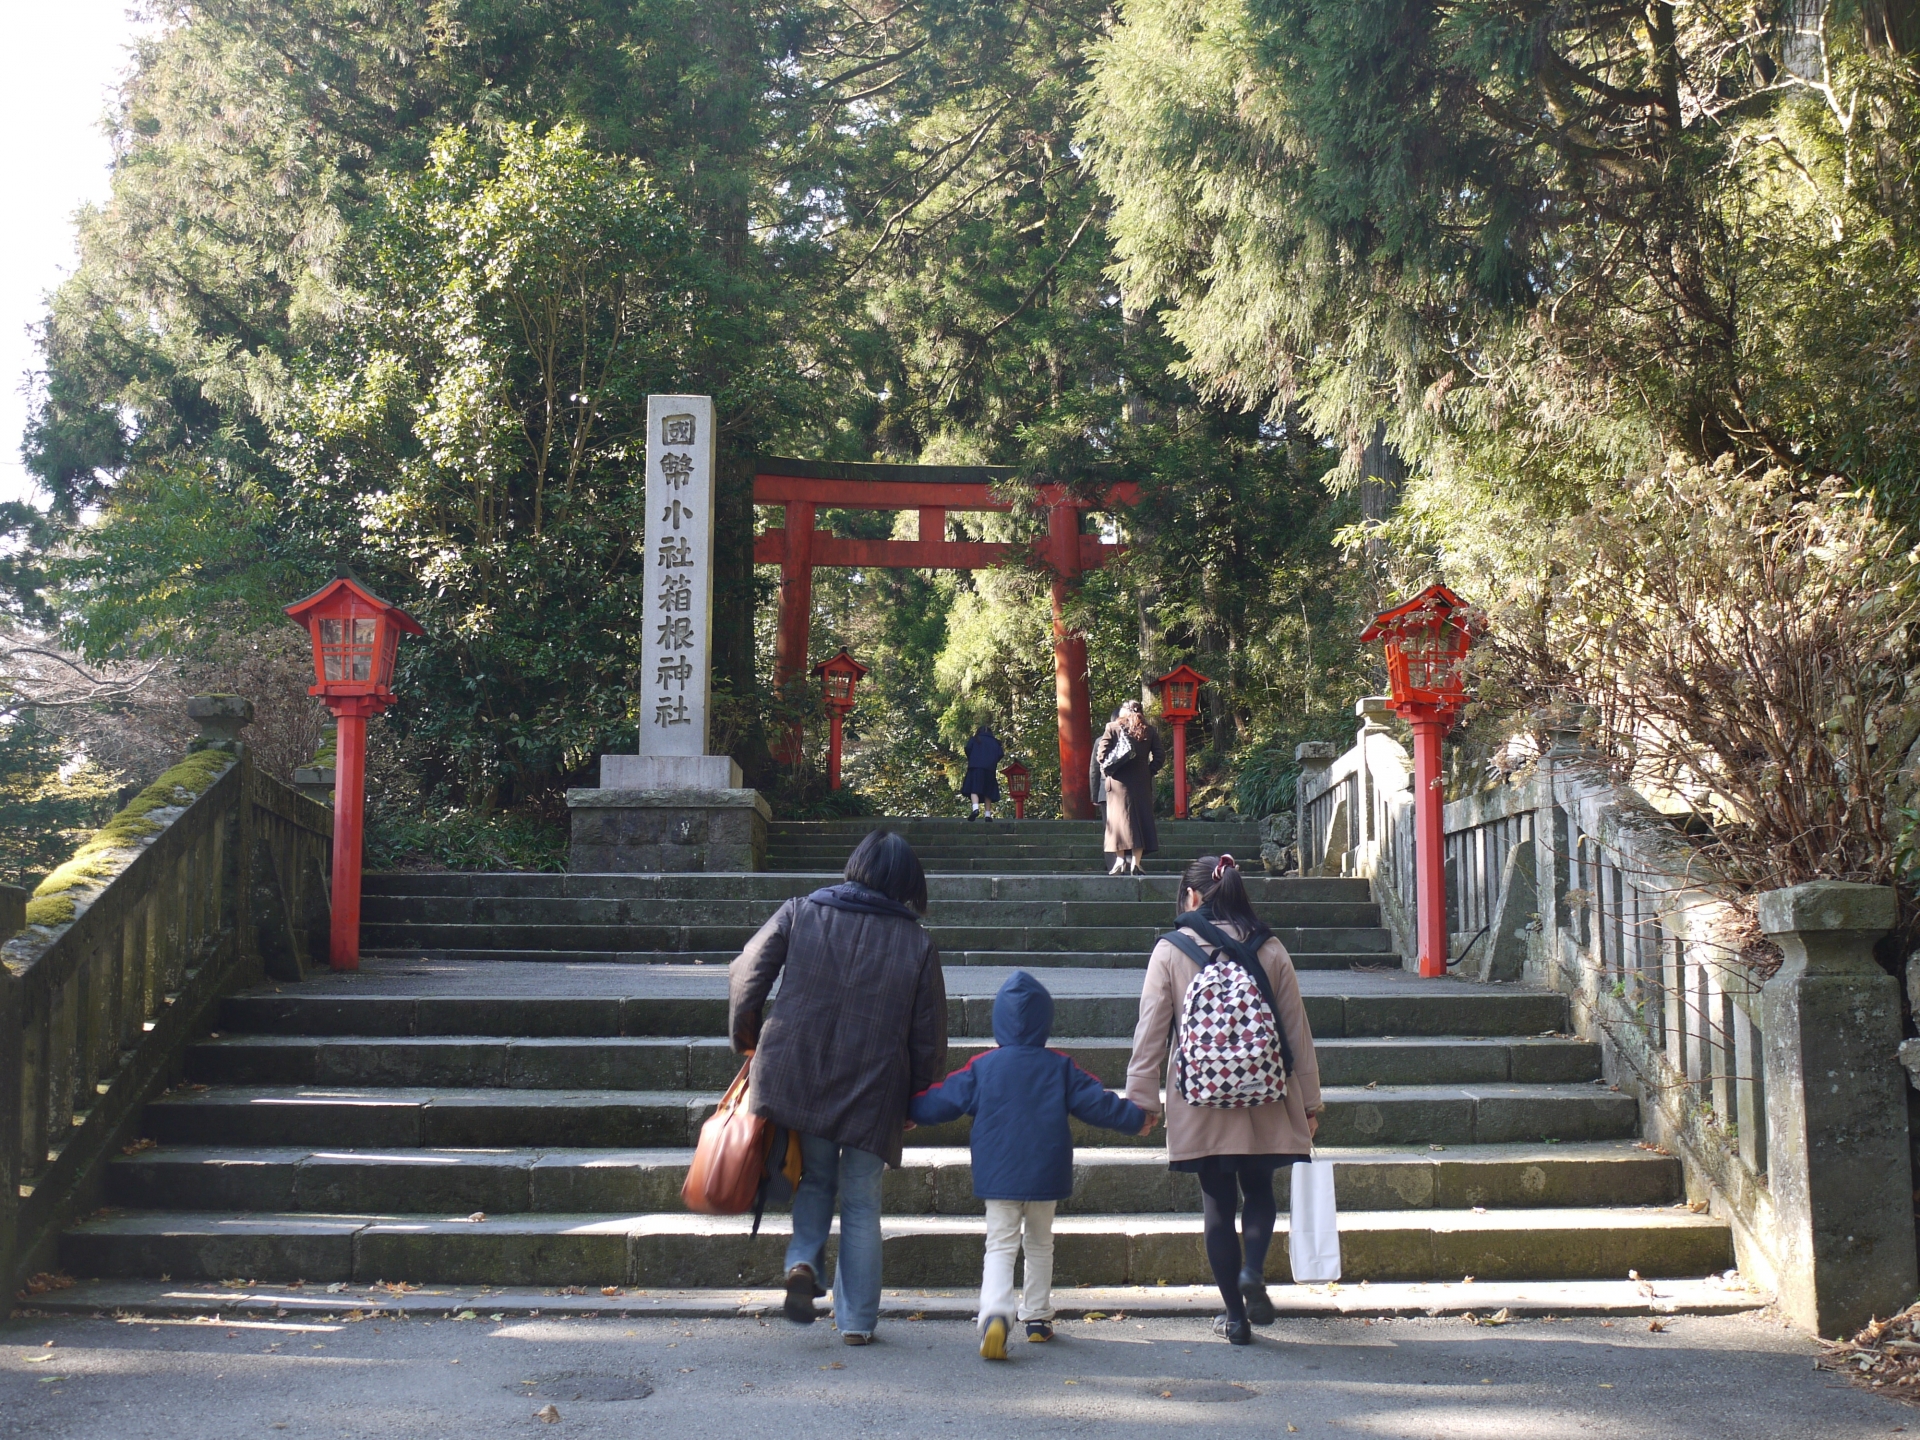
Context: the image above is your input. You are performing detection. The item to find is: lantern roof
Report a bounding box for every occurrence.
[285,575,425,634]
[1001,757,1030,773]
[1149,662,1211,690]
[1358,584,1469,643]
[809,648,869,680]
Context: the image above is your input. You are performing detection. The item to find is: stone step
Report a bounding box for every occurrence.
[185,1033,1600,1091]
[363,873,1368,903]
[219,970,1566,1040]
[764,818,1262,836]
[770,857,1225,873]
[358,896,1382,930]
[105,1142,1679,1217]
[140,1082,1637,1150]
[355,947,1393,971]
[357,921,1397,958]
[60,1206,1733,1288]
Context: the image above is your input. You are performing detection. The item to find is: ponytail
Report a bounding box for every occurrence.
[1178,853,1261,930]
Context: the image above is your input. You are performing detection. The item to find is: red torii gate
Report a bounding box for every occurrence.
[753,458,1138,820]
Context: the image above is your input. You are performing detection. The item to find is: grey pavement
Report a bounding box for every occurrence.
[1,1308,1902,1439]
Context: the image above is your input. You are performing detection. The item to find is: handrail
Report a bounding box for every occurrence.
[1300,702,1790,1297]
[0,697,331,1294]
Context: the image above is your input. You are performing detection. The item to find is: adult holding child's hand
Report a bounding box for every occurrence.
[1124,854,1323,1346]
[729,829,948,1346]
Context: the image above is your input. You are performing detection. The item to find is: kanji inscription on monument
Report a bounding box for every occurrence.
[640,394,715,757]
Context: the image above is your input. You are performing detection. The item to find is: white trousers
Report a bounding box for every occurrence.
[979,1199,1057,1326]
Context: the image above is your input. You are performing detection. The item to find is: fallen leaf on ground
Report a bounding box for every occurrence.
[121,1138,157,1155]
[533,1404,560,1423]
[1648,1319,1667,1333]
[600,1287,622,1297]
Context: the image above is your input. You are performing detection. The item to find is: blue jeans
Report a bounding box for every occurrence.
[785,1134,886,1336]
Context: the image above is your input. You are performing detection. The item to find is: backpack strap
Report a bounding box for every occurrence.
[1163,918,1295,1080]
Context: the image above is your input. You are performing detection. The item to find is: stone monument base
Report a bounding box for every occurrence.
[566,786,770,872]
[599,754,741,789]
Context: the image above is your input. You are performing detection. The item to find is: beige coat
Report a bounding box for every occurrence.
[1124,922,1322,1163]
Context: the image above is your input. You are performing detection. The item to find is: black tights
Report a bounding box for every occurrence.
[1196,1159,1282,1322]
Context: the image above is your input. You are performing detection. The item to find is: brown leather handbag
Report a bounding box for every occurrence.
[681,1060,772,1215]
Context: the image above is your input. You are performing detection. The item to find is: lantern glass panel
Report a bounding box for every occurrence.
[319,616,379,682]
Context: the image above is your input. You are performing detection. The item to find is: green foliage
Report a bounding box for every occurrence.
[363,800,570,874]
[0,711,122,890]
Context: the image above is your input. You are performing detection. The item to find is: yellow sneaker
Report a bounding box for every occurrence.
[980,1315,1010,1361]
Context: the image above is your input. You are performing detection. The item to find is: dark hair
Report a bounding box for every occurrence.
[845,829,929,914]
[1119,699,1148,740]
[1179,853,1260,929]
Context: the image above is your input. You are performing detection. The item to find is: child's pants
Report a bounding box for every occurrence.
[979,1199,1056,1326]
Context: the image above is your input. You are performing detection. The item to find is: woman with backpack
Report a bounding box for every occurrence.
[728,829,949,1345]
[1123,854,1322,1344]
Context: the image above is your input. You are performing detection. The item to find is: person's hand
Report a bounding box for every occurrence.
[903,1120,917,1132]
[1307,1112,1320,1139]
[1139,1112,1159,1136]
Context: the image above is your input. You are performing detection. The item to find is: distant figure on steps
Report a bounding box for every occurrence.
[962,724,1004,820]
[1095,698,1162,874]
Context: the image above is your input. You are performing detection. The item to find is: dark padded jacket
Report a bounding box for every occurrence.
[729,884,948,1167]
[908,971,1145,1201]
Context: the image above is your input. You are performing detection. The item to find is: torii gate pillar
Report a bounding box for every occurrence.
[1050,503,1096,820]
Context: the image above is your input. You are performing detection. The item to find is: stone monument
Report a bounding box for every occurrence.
[567,394,770,871]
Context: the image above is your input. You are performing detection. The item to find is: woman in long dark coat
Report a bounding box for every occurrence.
[1094,699,1163,873]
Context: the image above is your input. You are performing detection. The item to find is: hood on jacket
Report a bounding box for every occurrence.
[992,970,1053,1048]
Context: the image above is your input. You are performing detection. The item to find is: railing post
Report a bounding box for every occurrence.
[1294,742,1337,873]
[1758,881,1917,1336]
[0,963,19,1295]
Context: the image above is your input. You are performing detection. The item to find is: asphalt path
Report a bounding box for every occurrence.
[2,1307,1905,1438]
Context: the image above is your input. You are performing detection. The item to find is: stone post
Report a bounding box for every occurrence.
[186,694,254,753]
[1758,881,1918,1336]
[1294,742,1337,875]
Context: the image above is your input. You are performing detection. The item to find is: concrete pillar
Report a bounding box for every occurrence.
[1294,742,1337,873]
[1758,881,1918,1336]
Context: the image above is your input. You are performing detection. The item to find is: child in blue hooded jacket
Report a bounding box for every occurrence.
[910,970,1150,1359]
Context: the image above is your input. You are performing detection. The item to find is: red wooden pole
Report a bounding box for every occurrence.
[774,500,815,765]
[1172,719,1189,818]
[1410,713,1450,978]
[329,708,368,972]
[1012,793,1025,820]
[827,712,844,789]
[1050,502,1095,820]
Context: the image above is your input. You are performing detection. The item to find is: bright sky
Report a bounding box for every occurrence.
[0,1,152,507]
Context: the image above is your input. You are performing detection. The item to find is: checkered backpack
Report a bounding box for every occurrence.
[1166,918,1293,1110]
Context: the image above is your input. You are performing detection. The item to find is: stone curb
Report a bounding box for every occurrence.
[20,1278,1767,1323]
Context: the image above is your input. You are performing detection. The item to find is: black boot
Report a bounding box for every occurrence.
[784,1264,823,1324]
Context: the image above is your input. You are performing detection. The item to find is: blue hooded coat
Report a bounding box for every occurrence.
[909,971,1145,1201]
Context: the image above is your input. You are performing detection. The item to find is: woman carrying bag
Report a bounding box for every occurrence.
[728,829,948,1345]
[1124,854,1323,1344]
[1095,699,1163,874]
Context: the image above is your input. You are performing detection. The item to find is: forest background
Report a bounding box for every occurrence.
[2,0,1916,889]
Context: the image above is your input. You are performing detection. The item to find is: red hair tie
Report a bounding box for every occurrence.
[1213,855,1237,880]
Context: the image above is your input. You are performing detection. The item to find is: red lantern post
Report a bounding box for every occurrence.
[1359,585,1480,979]
[285,577,423,972]
[1001,759,1031,820]
[809,649,869,790]
[1149,663,1210,819]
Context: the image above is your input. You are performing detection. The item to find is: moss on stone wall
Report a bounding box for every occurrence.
[25,749,233,928]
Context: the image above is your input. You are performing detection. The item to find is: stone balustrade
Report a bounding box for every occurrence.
[0,698,332,1295]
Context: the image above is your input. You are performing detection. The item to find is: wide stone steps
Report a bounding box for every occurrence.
[762,816,1261,874]
[61,1206,1731,1288]
[103,1143,1679,1216]
[360,896,1383,927]
[362,872,1360,903]
[137,1081,1640,1151]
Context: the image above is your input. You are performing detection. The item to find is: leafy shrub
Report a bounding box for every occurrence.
[365,803,569,873]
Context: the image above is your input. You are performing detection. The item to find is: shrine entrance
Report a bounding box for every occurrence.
[752,457,1138,819]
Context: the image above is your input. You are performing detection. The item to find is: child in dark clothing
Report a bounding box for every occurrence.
[910,970,1151,1359]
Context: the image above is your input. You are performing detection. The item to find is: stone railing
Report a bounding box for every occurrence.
[0,697,332,1295]
[1299,700,1917,1336]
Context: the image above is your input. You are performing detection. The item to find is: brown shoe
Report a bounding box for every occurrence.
[784,1264,823,1324]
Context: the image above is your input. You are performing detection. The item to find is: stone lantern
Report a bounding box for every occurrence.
[1359,584,1479,977]
[285,576,423,971]
[1001,758,1031,820]
[1150,663,1210,819]
[809,648,869,790]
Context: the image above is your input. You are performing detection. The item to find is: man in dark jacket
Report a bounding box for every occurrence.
[729,830,947,1344]
[910,970,1147,1358]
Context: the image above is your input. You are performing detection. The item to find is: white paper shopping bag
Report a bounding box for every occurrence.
[1288,1156,1342,1282]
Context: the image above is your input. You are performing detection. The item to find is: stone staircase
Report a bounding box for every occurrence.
[58,818,1734,1299]
[767,816,1261,873]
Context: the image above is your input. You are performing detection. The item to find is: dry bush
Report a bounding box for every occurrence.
[177,627,331,783]
[1472,460,1920,893]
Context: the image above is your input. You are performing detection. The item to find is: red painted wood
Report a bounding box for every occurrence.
[827,712,844,789]
[754,531,1015,569]
[1050,504,1096,821]
[329,710,368,971]
[918,507,945,543]
[1171,719,1189,819]
[1410,714,1450,978]
[752,471,1139,511]
[775,502,816,765]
